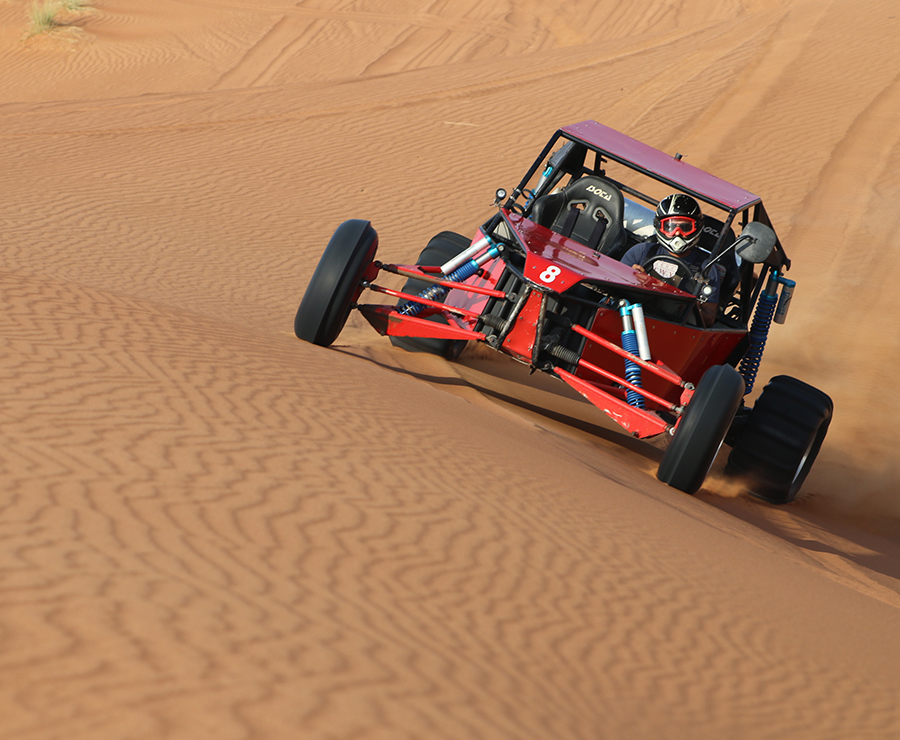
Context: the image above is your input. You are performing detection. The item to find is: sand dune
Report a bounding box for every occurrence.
[1,0,900,737]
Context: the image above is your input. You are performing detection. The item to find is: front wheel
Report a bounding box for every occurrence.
[389,231,470,359]
[294,219,378,346]
[657,364,745,494]
[726,375,832,503]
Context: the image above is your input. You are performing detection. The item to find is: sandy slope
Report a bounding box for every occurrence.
[1,0,900,737]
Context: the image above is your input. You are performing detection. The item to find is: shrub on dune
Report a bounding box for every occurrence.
[59,0,91,11]
[26,0,92,38]
[27,0,60,36]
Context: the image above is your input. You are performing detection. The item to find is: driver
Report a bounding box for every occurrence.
[620,193,720,326]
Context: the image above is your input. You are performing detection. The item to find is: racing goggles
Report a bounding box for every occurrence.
[658,216,699,239]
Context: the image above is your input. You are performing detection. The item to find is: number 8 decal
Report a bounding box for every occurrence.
[540,265,561,283]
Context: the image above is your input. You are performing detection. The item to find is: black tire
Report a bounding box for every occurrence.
[726,375,832,503]
[389,231,470,359]
[294,219,378,346]
[658,364,745,495]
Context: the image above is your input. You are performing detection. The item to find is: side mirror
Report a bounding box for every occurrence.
[735,222,776,263]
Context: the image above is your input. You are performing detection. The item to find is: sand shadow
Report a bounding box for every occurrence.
[335,340,900,589]
[331,342,660,460]
[697,476,900,587]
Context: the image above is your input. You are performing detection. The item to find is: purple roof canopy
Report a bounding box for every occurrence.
[561,121,760,212]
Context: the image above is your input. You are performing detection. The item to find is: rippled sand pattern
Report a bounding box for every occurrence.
[1,1,900,737]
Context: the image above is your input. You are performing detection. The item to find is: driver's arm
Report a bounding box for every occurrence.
[698,265,721,326]
[699,301,718,327]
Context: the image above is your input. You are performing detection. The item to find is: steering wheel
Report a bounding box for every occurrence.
[641,254,698,293]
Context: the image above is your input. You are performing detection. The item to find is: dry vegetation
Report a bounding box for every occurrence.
[25,0,91,38]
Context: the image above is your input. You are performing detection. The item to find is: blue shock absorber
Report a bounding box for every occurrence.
[398,246,500,316]
[620,305,645,409]
[739,272,779,394]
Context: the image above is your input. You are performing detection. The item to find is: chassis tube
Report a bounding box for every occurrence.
[365,285,483,320]
[575,357,678,411]
[554,367,671,438]
[375,263,506,299]
[569,323,686,388]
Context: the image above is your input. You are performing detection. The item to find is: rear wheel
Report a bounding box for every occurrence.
[726,375,832,503]
[658,364,745,495]
[390,231,470,359]
[294,219,378,346]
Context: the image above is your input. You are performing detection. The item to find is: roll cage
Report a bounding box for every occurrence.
[498,121,790,326]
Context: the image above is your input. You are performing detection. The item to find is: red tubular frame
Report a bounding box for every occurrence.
[574,356,678,412]
[555,321,696,437]
[376,263,507,300]
[554,367,671,437]
[355,261,495,341]
[569,323,686,388]
[366,285,484,320]
[356,260,693,439]
[542,322,688,437]
[358,304,487,341]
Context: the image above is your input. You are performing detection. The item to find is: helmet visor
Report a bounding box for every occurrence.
[658,216,699,239]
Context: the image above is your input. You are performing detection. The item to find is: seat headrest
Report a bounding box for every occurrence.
[560,176,624,221]
[529,175,627,256]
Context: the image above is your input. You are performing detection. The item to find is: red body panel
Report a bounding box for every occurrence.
[555,368,670,437]
[443,213,689,317]
[437,211,746,402]
[579,309,744,404]
[501,291,544,361]
[505,213,687,296]
[523,251,582,292]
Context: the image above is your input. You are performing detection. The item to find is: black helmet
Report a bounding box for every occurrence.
[653,194,703,254]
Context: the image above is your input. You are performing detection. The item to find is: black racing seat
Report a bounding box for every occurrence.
[530,175,627,257]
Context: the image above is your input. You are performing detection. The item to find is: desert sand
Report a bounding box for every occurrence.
[1,0,899,737]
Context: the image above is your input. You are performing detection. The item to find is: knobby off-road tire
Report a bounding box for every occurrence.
[726,375,833,504]
[658,364,745,495]
[389,231,470,360]
[294,219,378,347]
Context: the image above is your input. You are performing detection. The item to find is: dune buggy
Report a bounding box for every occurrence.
[294,120,832,502]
